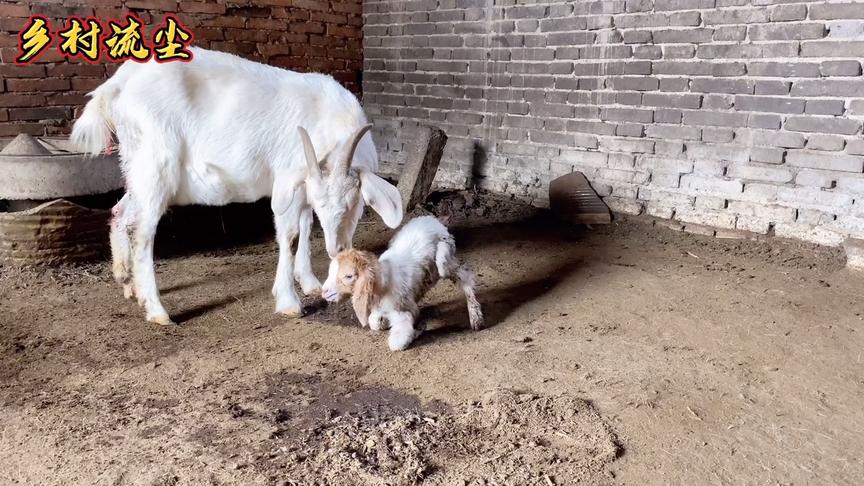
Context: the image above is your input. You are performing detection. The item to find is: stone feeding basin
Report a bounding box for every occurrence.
[0,133,123,266]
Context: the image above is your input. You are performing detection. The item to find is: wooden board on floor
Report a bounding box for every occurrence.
[549,171,612,225]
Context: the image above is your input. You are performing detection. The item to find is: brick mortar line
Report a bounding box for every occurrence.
[363,70,864,85]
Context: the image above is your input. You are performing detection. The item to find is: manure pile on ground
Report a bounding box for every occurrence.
[258,376,620,485]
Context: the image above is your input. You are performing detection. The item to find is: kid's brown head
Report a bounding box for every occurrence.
[321,249,378,303]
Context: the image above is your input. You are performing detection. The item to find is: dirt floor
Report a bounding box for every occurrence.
[1,192,863,485]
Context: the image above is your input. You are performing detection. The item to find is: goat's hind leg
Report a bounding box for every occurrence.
[126,144,176,326]
[456,265,484,330]
[129,202,173,325]
[110,194,136,299]
[438,239,484,330]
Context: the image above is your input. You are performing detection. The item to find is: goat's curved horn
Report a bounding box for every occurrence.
[297,126,322,179]
[338,124,373,175]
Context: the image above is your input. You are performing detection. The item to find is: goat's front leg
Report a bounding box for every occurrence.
[273,210,303,317]
[387,311,421,351]
[294,206,321,295]
[131,208,173,326]
[110,194,136,300]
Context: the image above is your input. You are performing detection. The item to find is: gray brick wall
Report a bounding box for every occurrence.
[363,0,864,246]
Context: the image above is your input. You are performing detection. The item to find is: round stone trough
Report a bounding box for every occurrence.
[0,133,123,266]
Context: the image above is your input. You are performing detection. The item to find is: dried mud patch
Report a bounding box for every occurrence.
[254,371,620,485]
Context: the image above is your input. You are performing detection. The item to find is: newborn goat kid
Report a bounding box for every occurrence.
[322,216,483,351]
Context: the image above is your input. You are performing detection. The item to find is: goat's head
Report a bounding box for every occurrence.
[272,124,402,258]
[321,249,378,303]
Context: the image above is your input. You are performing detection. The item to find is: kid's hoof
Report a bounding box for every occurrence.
[369,317,389,331]
[388,329,419,351]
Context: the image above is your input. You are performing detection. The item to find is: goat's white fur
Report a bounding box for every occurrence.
[322,216,484,351]
[72,47,403,325]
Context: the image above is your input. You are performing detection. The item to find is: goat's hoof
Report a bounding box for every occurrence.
[301,283,322,296]
[147,314,176,326]
[112,265,129,284]
[297,277,322,296]
[123,284,136,300]
[276,306,303,318]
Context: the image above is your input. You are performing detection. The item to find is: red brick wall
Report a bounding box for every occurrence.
[0,0,363,138]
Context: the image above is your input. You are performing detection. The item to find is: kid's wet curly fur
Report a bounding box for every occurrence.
[322,216,483,351]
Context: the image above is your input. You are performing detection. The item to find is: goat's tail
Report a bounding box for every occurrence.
[456,265,484,331]
[71,82,118,156]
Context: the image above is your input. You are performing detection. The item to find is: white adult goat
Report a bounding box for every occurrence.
[321,216,484,351]
[71,47,402,325]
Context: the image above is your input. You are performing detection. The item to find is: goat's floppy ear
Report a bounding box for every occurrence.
[351,256,378,326]
[297,126,322,180]
[271,169,306,215]
[359,170,403,229]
